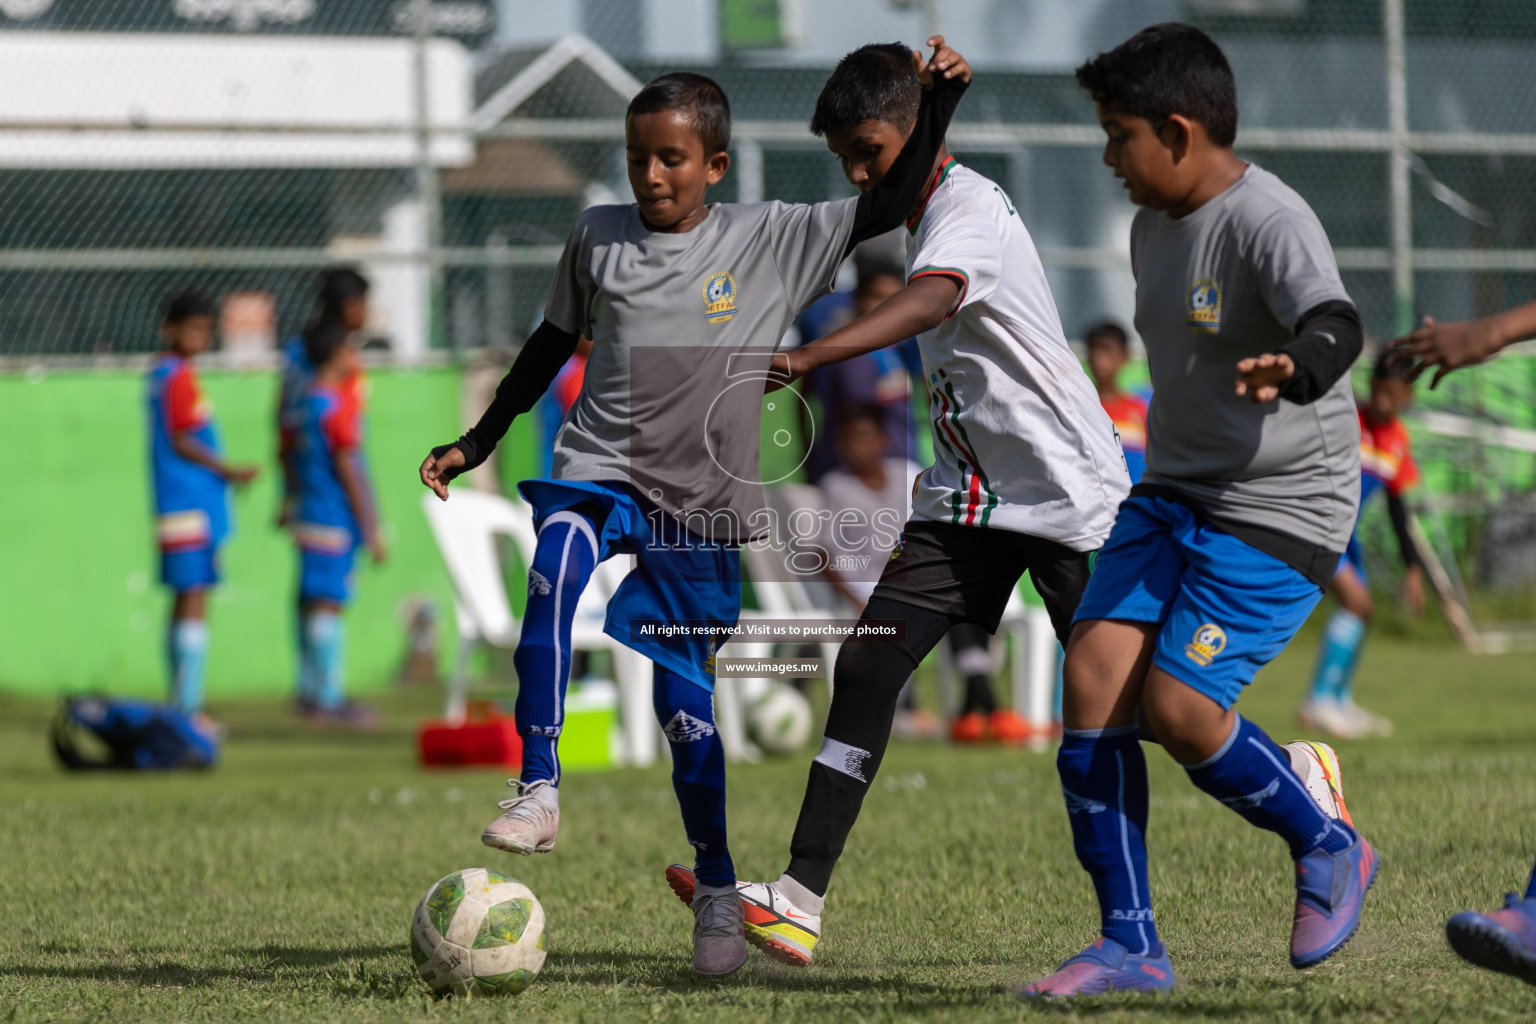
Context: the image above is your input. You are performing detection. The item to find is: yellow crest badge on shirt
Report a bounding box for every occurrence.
[703,272,737,324]
[1186,279,1222,334]
[1185,623,1228,667]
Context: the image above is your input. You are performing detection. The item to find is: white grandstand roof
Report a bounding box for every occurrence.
[0,33,474,168]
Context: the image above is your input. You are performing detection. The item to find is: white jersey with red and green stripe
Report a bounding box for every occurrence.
[905,159,1129,550]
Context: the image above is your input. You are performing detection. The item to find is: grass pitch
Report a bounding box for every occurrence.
[3,631,1536,1023]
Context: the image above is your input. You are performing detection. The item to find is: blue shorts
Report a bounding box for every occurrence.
[161,546,220,592]
[300,546,357,604]
[1074,495,1323,709]
[1334,534,1367,584]
[518,478,741,694]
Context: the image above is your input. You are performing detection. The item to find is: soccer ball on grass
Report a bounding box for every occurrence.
[410,868,547,997]
[747,682,814,755]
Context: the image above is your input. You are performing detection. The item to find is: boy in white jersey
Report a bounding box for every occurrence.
[420,50,970,978]
[663,43,1131,967]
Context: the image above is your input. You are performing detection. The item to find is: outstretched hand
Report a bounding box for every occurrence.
[1389,316,1505,389]
[764,350,805,394]
[225,464,260,488]
[1234,352,1295,403]
[419,445,466,501]
[912,35,971,88]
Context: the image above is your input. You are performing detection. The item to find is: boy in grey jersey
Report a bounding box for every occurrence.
[1023,24,1377,997]
[419,47,970,977]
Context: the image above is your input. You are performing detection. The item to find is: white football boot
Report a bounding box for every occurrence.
[666,864,821,967]
[1339,700,1393,737]
[480,778,559,855]
[1284,739,1354,827]
[1296,697,1359,739]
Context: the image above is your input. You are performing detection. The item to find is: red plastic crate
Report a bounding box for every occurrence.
[417,703,523,768]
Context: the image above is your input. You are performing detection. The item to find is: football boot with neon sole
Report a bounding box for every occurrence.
[688,887,748,977]
[1446,894,1536,985]
[480,778,559,855]
[1290,824,1379,967]
[666,864,820,967]
[1284,739,1354,827]
[1018,937,1175,997]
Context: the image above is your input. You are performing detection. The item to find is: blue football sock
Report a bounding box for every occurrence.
[169,618,209,714]
[1309,608,1365,702]
[1185,716,1352,858]
[1058,725,1160,955]
[513,511,599,788]
[295,604,318,704]
[1525,850,1536,901]
[655,665,734,889]
[304,611,346,710]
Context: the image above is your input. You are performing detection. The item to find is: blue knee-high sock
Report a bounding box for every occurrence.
[169,618,209,714]
[305,611,346,710]
[1058,725,1160,955]
[654,665,734,888]
[295,603,318,704]
[513,512,599,788]
[1309,609,1365,702]
[1185,716,1353,858]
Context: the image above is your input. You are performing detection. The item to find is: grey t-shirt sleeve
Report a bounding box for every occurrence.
[768,197,860,313]
[543,214,592,335]
[1250,207,1350,330]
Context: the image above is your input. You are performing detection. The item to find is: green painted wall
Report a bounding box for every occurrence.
[0,366,466,700]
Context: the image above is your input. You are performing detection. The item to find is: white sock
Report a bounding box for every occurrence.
[774,873,825,916]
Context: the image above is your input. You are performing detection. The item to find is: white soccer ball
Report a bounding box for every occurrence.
[748,683,813,755]
[410,868,547,998]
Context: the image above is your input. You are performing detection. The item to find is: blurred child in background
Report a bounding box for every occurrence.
[292,323,385,727]
[277,268,370,528]
[147,289,259,715]
[277,268,371,714]
[1298,351,1424,739]
[1086,321,1149,483]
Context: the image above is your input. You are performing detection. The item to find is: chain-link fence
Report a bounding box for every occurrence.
[2,0,1534,594]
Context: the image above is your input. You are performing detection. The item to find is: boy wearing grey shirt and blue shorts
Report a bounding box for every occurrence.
[419,45,970,977]
[1023,24,1378,997]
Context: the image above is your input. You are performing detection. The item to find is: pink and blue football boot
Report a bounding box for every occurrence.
[1018,937,1175,997]
[1290,825,1379,968]
[1446,894,1536,985]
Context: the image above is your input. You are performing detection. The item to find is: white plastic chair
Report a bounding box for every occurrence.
[998,587,1061,748]
[419,490,659,766]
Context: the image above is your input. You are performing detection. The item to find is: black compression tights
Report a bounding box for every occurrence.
[784,596,959,897]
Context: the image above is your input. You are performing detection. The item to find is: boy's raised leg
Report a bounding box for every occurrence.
[482,510,599,855]
[1146,669,1377,969]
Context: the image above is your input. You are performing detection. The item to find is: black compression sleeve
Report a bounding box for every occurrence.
[1386,493,1423,569]
[1275,299,1364,405]
[432,319,580,477]
[847,75,969,251]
